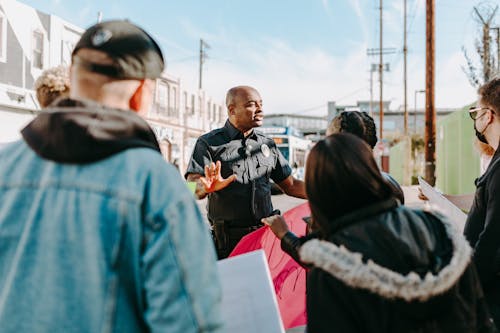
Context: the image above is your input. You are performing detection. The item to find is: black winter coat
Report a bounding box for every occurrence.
[300,199,495,333]
[465,147,500,324]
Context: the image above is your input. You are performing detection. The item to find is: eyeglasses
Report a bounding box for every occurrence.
[469,106,495,120]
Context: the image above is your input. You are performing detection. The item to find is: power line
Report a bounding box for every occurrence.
[288,86,369,115]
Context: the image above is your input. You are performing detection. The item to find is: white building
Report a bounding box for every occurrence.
[0,0,225,173]
[0,0,82,142]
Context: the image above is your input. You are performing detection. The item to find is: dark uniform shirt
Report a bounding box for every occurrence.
[185,120,292,226]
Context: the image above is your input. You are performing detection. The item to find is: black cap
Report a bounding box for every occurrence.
[72,20,165,80]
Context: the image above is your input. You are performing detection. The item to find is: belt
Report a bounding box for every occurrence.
[209,218,259,228]
[228,224,262,232]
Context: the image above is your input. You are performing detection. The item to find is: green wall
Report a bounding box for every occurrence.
[389,139,409,185]
[436,106,480,195]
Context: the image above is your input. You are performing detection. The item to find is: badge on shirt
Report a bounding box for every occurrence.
[261,143,271,158]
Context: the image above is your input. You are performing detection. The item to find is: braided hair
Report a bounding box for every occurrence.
[358,112,378,149]
[327,111,378,149]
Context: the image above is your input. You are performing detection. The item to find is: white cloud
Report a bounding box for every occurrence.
[169,37,371,116]
[348,0,363,20]
[321,0,333,18]
[347,0,369,44]
[166,6,476,119]
[435,51,476,106]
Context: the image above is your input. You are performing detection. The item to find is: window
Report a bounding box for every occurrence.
[0,14,6,62]
[61,40,75,65]
[157,82,167,110]
[191,94,195,115]
[32,31,44,69]
[170,87,177,117]
[219,106,224,121]
[166,85,171,109]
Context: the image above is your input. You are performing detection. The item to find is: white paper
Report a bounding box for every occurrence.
[418,177,468,231]
[217,250,285,333]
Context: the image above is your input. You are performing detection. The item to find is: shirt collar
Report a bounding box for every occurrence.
[224,120,257,140]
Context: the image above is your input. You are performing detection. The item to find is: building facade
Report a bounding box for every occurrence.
[0,0,225,173]
[264,113,328,141]
[328,100,458,139]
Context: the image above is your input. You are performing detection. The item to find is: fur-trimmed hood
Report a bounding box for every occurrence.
[299,209,472,302]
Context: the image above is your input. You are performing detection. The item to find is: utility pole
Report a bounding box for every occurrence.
[414,89,425,133]
[403,0,408,135]
[367,0,394,139]
[379,0,384,139]
[425,0,436,186]
[369,64,377,117]
[198,39,210,90]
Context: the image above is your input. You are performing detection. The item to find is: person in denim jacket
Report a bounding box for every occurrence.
[0,20,223,333]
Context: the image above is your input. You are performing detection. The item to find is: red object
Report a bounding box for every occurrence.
[229,202,310,329]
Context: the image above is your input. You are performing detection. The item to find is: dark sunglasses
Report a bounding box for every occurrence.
[469,106,495,120]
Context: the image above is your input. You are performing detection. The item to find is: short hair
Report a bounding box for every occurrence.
[478,77,500,115]
[327,111,378,149]
[225,85,257,108]
[305,133,393,235]
[34,65,70,108]
[225,87,239,107]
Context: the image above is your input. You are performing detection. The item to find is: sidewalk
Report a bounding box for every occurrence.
[197,186,424,222]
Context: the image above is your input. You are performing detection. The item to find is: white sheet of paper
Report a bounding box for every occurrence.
[217,250,285,333]
[418,177,468,231]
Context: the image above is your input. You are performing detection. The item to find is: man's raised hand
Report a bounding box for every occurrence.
[199,161,237,193]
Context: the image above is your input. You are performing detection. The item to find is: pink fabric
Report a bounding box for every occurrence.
[229,202,311,329]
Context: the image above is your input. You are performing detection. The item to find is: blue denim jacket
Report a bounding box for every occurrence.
[0,141,223,332]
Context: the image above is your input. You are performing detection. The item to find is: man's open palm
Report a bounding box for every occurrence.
[200,161,237,193]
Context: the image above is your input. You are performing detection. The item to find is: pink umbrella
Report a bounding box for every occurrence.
[230,202,310,329]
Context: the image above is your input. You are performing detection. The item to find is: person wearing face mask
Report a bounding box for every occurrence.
[464,77,500,326]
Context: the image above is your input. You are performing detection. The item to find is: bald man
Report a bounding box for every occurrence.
[185,85,306,258]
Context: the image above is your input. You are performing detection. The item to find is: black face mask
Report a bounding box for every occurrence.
[474,122,489,144]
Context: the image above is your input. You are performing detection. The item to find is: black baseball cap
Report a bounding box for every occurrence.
[72,20,165,80]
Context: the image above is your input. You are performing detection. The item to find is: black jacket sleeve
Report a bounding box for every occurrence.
[280,231,317,268]
[473,166,500,288]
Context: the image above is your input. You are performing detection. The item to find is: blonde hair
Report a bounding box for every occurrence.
[474,139,495,156]
[34,65,70,108]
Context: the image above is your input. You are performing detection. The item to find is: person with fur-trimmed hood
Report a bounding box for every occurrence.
[264,133,495,333]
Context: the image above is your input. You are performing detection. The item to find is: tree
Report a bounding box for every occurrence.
[462,2,499,88]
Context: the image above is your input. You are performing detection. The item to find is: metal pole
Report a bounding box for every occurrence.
[198,39,203,90]
[414,90,417,134]
[379,0,384,139]
[403,0,408,135]
[425,0,436,186]
[370,66,374,117]
[414,89,424,134]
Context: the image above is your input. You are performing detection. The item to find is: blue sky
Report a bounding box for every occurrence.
[22,0,495,115]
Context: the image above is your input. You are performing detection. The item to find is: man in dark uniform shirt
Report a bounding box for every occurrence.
[185,86,306,258]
